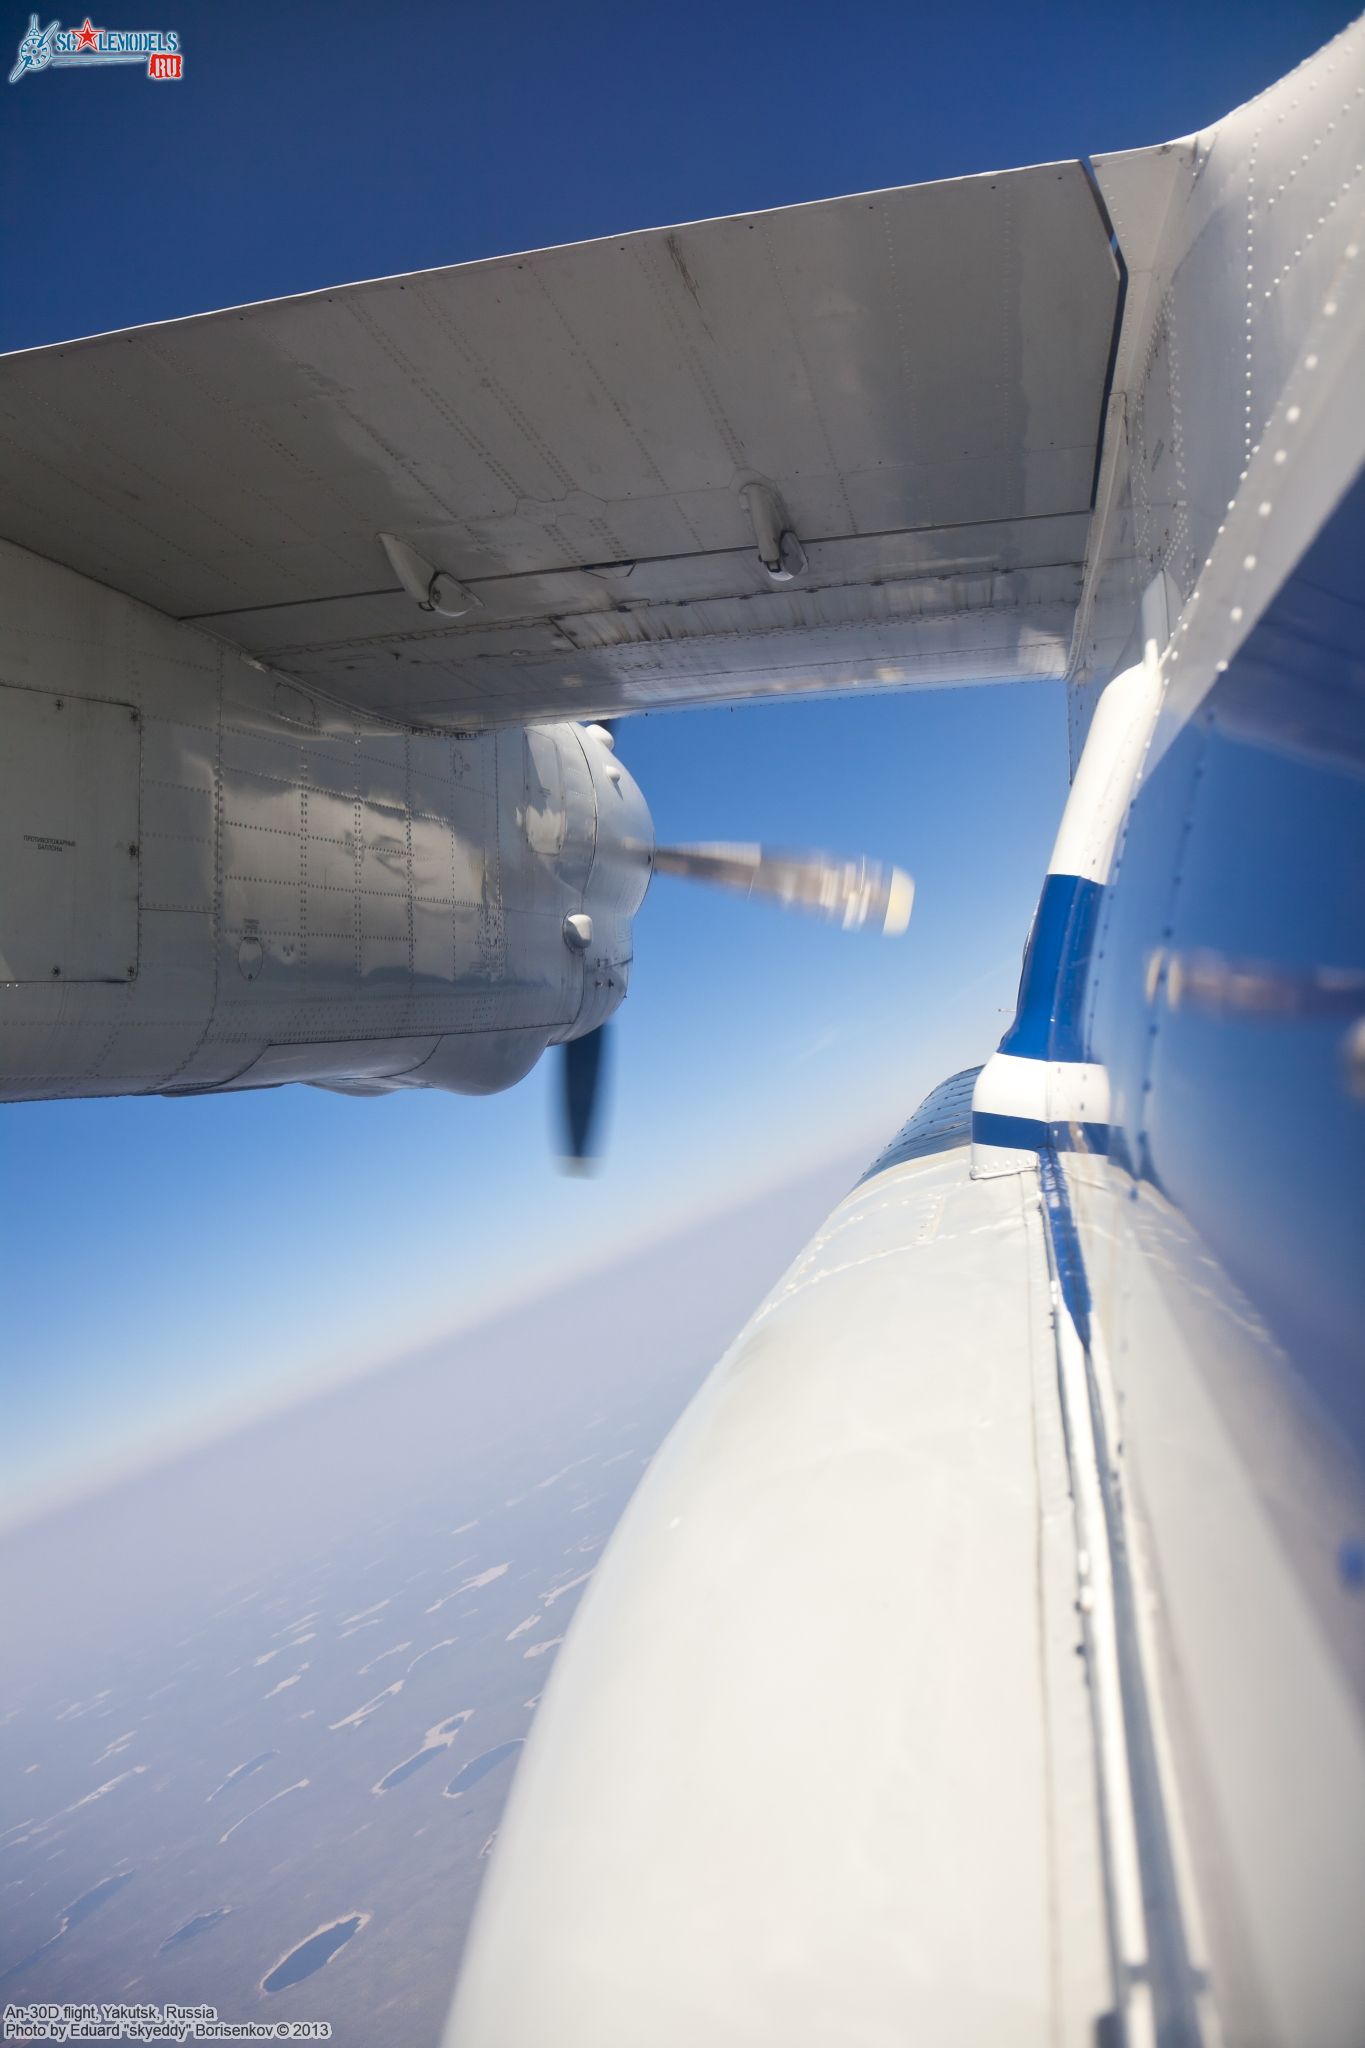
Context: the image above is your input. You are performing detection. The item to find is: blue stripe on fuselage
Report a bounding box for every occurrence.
[999,871,1104,1063]
[971,1113,1110,1155]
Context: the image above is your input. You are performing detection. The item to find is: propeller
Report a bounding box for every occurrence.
[651,843,914,934]
[559,1020,609,1170]
[555,727,912,1168]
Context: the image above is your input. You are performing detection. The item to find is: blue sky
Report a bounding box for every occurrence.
[1,0,1353,1517]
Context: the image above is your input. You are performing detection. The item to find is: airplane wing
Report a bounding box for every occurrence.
[0,163,1118,729]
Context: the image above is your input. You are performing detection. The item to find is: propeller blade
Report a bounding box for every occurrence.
[652,843,913,935]
[559,1024,610,1168]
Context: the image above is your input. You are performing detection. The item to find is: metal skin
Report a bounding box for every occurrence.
[0,168,1120,725]
[0,550,650,1100]
[0,15,1362,2048]
[446,25,1365,2048]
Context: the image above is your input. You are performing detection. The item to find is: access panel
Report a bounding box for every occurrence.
[0,686,139,982]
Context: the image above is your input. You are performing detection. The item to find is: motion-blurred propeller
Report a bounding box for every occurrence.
[651,843,914,934]
[556,729,913,1166]
[559,1023,609,1170]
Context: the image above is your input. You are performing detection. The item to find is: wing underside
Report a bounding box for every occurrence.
[0,164,1118,728]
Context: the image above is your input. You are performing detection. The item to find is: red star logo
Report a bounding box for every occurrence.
[73,17,99,51]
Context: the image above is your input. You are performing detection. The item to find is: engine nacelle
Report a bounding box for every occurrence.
[0,539,653,1105]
